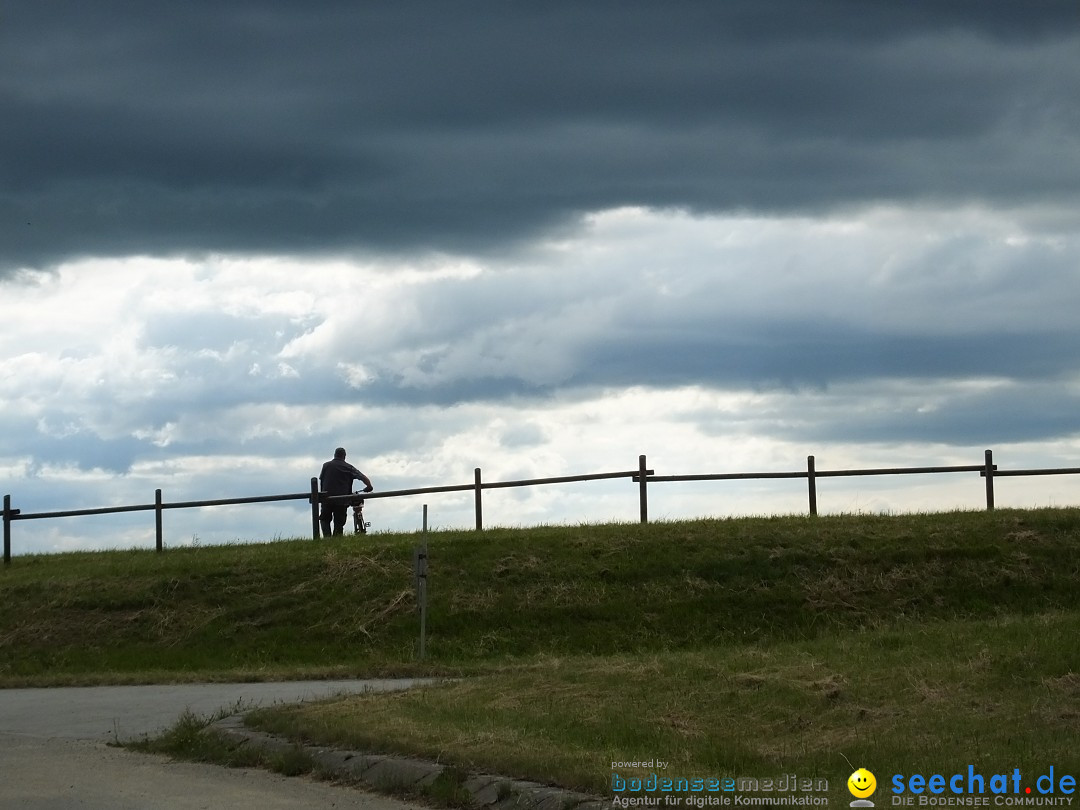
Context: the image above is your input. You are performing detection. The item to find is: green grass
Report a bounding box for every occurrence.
[245,611,1080,800]
[4,508,1079,683]
[4,508,1080,803]
[127,707,320,777]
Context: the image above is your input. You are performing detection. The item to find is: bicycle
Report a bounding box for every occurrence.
[351,494,370,535]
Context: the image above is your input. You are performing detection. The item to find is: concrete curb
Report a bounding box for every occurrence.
[209,714,611,810]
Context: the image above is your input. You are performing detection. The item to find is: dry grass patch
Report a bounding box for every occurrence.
[245,611,1080,801]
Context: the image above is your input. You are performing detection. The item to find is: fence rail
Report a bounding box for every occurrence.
[4,449,1080,564]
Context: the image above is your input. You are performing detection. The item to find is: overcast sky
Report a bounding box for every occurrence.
[3,1,1080,553]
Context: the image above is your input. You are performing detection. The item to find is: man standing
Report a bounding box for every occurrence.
[319,447,373,537]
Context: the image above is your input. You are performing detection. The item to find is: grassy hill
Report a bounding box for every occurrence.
[5,508,1080,803]
[1,508,1079,683]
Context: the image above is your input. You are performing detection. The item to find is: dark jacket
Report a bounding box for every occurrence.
[320,458,368,496]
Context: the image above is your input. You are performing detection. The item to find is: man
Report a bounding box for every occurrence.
[319,447,373,537]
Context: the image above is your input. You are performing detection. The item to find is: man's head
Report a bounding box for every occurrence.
[334,447,347,459]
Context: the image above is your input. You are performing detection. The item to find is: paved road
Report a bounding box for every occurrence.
[0,679,436,809]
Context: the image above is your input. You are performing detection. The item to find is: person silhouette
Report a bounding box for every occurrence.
[318,447,373,537]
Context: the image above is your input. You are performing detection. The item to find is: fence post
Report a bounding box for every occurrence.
[807,455,818,516]
[984,449,995,511]
[639,454,649,524]
[414,543,428,661]
[3,494,12,565]
[474,468,483,530]
[155,489,163,552]
[310,477,321,540]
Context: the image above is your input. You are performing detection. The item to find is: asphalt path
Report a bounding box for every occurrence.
[0,679,437,809]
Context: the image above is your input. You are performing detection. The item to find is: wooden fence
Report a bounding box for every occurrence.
[4,449,1080,563]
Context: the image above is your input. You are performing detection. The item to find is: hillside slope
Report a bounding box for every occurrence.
[2,508,1078,684]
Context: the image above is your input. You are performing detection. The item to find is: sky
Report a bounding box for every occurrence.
[3,1,1080,554]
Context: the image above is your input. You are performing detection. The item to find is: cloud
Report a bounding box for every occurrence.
[3,2,1079,273]
[285,206,1080,406]
[4,4,1080,552]
[4,207,1078,484]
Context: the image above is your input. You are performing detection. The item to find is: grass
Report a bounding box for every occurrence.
[126,706,320,777]
[244,612,1080,802]
[3,508,1080,804]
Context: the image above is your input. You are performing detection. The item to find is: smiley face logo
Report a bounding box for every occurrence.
[848,768,877,798]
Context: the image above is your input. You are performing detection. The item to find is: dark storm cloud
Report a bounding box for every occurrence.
[722,381,1080,447]
[3,412,145,475]
[340,318,1080,409]
[3,1,1079,273]
[571,320,1080,391]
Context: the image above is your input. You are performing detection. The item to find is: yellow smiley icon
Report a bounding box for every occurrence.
[848,768,877,798]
